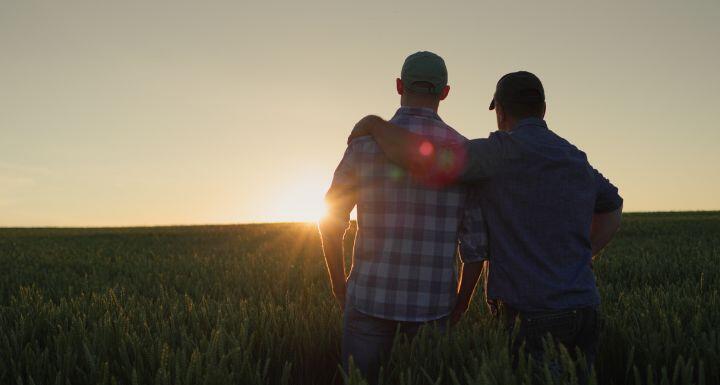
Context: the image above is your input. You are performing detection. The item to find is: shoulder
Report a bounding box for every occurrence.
[423,120,469,145]
[438,122,469,143]
[466,131,508,152]
[547,129,591,162]
[457,131,515,182]
[393,114,467,144]
[470,130,512,143]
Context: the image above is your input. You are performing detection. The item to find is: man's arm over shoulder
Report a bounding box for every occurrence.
[348,115,503,184]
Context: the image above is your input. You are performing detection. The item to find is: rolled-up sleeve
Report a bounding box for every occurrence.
[319,144,359,236]
[592,167,623,213]
[458,191,489,263]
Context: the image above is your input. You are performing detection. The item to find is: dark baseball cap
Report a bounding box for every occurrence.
[489,71,545,110]
[401,51,448,95]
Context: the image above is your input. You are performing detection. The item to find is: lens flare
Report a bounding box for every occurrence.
[419,141,434,156]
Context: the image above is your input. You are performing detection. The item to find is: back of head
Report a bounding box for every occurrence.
[489,71,546,120]
[399,51,450,108]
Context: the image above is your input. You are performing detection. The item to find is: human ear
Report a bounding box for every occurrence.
[439,85,450,100]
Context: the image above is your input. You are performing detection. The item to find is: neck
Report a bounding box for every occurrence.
[400,96,440,113]
[502,116,545,131]
[501,117,519,132]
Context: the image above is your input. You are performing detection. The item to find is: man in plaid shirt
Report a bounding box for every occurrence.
[318,52,488,383]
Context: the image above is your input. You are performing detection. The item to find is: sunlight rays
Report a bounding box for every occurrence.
[265,175,332,223]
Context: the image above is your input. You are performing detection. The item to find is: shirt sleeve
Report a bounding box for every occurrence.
[592,167,623,213]
[458,133,505,184]
[458,190,489,263]
[319,143,359,236]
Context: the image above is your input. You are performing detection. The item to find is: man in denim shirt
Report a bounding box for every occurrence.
[349,71,623,375]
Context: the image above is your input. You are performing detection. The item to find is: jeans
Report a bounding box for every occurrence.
[498,302,599,383]
[341,303,449,384]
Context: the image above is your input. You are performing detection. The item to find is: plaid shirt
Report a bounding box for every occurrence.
[324,107,488,322]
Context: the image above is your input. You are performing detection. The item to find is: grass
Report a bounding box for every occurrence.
[0,211,718,385]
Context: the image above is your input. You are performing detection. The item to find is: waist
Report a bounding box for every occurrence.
[493,299,598,324]
[485,257,599,312]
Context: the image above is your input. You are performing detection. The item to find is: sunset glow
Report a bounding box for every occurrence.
[1,1,718,227]
[265,175,332,223]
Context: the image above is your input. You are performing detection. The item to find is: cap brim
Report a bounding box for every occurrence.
[489,98,495,110]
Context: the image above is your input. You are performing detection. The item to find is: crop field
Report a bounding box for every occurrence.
[0,212,718,385]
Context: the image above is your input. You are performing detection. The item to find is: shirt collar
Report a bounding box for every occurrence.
[512,117,548,131]
[395,106,443,121]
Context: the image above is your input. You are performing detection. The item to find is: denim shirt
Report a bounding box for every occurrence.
[461,118,623,312]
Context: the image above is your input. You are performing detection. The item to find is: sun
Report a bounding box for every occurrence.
[265,175,332,223]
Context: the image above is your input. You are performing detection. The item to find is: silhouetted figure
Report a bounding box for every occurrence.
[319,51,488,384]
[350,71,623,383]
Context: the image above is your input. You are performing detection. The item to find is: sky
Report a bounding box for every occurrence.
[1,0,719,227]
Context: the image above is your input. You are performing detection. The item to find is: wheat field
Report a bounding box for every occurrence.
[0,212,718,385]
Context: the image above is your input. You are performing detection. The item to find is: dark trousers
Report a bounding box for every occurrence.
[341,304,448,385]
[495,301,600,382]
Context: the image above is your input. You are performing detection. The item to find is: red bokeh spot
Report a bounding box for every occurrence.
[411,141,467,189]
[419,141,434,157]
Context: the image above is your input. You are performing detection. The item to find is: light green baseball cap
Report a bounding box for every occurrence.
[401,51,448,95]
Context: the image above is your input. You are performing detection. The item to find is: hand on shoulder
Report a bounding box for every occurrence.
[348,115,384,145]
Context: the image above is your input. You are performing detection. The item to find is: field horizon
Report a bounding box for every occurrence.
[2,210,719,231]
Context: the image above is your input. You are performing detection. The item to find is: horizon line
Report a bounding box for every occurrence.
[1,209,719,230]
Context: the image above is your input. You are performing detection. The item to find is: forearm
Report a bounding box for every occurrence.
[319,231,347,294]
[365,116,431,171]
[456,261,484,309]
[590,205,623,257]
